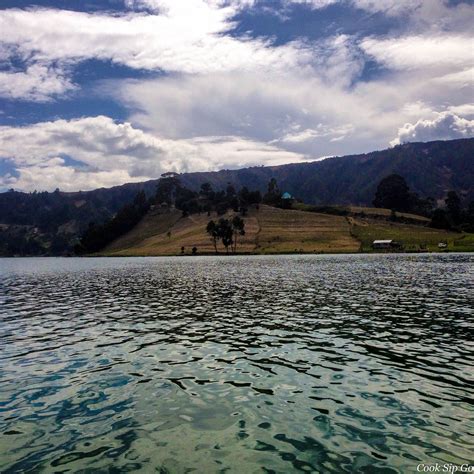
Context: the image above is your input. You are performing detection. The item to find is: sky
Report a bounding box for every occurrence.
[0,0,473,192]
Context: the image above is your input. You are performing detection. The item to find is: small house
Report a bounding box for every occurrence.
[372,239,401,250]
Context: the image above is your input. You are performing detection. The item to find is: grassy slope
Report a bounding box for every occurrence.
[102,205,474,256]
[350,217,474,252]
[102,205,359,256]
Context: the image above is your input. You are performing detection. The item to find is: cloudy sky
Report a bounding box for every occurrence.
[0,0,472,191]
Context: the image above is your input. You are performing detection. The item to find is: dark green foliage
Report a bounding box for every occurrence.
[231,215,245,253]
[0,182,156,256]
[206,220,219,253]
[445,191,462,226]
[179,138,474,206]
[75,191,150,254]
[429,192,474,230]
[462,201,474,233]
[373,174,413,212]
[430,209,451,230]
[373,174,435,216]
[206,217,246,253]
[263,178,282,206]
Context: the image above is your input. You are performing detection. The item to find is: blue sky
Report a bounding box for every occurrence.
[0,0,472,191]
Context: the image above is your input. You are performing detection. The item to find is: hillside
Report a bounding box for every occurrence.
[179,138,474,206]
[101,205,473,256]
[102,205,359,255]
[1,138,472,256]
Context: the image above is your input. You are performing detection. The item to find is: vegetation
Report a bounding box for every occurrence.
[351,218,474,252]
[101,205,360,256]
[1,138,473,255]
[206,216,245,253]
[428,190,473,232]
[373,174,434,216]
[75,191,151,254]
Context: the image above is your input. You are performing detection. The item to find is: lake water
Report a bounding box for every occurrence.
[0,254,473,473]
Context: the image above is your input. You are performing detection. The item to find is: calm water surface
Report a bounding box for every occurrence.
[0,254,473,473]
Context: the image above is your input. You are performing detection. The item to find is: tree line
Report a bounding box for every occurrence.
[76,174,271,254]
[75,191,150,254]
[373,174,474,231]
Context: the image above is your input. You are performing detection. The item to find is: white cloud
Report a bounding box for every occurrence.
[282,0,339,9]
[390,112,474,146]
[0,5,312,88]
[351,0,424,16]
[361,34,472,71]
[275,123,354,143]
[0,64,75,101]
[0,116,305,191]
[0,0,472,191]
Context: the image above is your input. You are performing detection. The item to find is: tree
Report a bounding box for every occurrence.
[200,182,213,198]
[445,191,462,226]
[430,209,451,230]
[206,220,219,253]
[206,218,236,254]
[263,178,281,205]
[155,174,181,205]
[231,216,245,253]
[218,218,233,254]
[463,201,474,232]
[373,174,413,212]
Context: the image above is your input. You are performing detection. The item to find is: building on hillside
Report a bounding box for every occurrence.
[372,240,402,250]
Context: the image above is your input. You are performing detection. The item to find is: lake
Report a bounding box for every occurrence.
[0,254,473,473]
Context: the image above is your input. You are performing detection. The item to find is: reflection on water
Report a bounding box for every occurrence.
[0,254,473,473]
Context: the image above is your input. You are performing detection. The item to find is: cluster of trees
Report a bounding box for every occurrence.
[373,174,474,231]
[373,174,434,216]
[206,216,245,253]
[0,186,149,256]
[156,173,262,216]
[75,191,151,254]
[74,175,263,254]
[430,191,474,232]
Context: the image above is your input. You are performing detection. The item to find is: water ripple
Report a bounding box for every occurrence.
[0,254,473,472]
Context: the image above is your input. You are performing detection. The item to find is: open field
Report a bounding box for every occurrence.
[101,205,474,256]
[293,202,430,223]
[347,206,430,223]
[350,217,474,252]
[102,205,360,256]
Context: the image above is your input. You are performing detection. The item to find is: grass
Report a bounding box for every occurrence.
[102,205,360,256]
[101,204,474,256]
[293,202,430,223]
[351,217,474,252]
[348,206,430,223]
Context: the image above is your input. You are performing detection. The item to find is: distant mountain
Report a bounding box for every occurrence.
[0,138,472,255]
[178,138,474,206]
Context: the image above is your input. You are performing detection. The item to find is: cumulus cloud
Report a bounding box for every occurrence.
[0,0,472,191]
[0,64,75,101]
[0,116,305,191]
[0,3,317,101]
[390,112,474,146]
[114,55,473,159]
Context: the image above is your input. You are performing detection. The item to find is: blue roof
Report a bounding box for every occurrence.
[281,192,293,199]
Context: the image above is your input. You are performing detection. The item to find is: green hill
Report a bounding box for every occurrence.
[1,138,473,256]
[101,205,473,256]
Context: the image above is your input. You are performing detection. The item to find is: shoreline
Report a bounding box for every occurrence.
[2,249,471,258]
